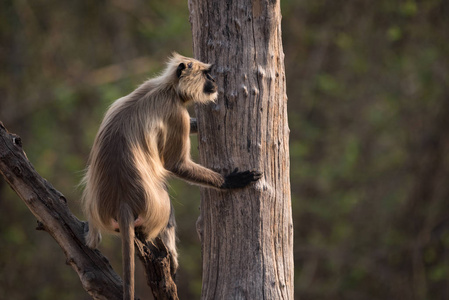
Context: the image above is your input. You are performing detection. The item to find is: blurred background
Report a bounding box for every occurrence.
[0,0,448,299]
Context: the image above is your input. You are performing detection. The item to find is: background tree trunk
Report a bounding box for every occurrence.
[189,0,293,299]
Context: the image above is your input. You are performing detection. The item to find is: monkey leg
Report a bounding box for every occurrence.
[85,221,102,249]
[158,202,178,276]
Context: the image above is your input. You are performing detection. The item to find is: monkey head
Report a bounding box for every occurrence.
[170,53,218,104]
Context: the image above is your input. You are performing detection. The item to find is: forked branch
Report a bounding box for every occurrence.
[0,121,178,300]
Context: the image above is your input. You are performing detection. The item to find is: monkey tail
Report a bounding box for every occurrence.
[118,203,135,300]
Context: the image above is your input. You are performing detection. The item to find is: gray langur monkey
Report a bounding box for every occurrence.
[81,53,262,300]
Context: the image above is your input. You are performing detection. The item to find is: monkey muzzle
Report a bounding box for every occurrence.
[204,80,217,94]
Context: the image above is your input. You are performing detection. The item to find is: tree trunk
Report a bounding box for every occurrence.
[189,0,293,299]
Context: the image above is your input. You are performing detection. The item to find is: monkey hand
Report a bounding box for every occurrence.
[221,168,263,189]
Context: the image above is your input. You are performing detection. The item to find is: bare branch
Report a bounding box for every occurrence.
[0,121,178,299]
[135,235,179,300]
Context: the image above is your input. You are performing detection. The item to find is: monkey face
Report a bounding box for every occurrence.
[203,69,217,95]
[174,56,218,104]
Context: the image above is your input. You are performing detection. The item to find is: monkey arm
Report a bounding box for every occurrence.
[169,160,225,188]
[169,162,262,190]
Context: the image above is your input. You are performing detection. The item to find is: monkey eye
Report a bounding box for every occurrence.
[204,70,215,82]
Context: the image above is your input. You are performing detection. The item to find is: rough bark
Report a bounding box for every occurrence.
[135,236,179,300]
[189,0,293,299]
[0,121,177,300]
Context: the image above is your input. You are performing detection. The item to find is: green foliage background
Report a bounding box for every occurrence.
[0,0,448,299]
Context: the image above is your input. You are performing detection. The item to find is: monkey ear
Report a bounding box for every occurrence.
[177,63,186,78]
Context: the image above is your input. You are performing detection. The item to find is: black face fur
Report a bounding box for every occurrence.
[203,70,217,94]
